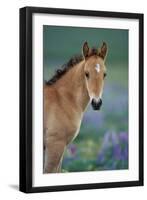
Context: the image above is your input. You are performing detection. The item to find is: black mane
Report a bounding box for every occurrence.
[45,47,98,85]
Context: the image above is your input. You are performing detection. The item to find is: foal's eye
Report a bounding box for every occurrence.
[85,72,89,79]
[104,73,107,79]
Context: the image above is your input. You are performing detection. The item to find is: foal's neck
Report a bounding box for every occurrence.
[55,61,90,112]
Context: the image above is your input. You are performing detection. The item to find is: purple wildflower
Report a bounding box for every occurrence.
[68,144,77,156]
[113,144,122,160]
[119,132,128,143]
[96,131,128,169]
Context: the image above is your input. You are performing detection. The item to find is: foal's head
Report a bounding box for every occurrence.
[83,42,108,110]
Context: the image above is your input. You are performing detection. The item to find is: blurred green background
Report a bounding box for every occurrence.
[43,25,128,172]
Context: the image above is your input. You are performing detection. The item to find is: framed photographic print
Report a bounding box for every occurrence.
[19,6,144,193]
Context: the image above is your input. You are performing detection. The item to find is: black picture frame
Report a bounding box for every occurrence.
[19,6,144,193]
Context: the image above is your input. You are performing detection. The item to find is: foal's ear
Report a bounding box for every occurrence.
[98,42,108,61]
[82,41,90,59]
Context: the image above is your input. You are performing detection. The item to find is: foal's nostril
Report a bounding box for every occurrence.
[97,98,102,107]
[98,98,102,105]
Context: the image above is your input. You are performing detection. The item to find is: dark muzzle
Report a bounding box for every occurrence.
[91,98,102,110]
